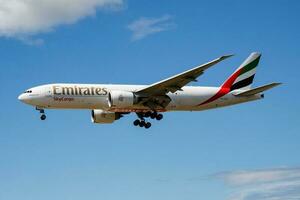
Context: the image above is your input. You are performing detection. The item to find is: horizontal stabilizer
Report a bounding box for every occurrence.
[234,82,282,97]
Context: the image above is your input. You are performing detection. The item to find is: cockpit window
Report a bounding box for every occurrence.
[24,90,32,93]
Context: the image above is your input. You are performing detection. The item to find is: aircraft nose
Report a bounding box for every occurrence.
[18,93,26,102]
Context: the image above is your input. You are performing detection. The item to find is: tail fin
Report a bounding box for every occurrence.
[221,52,261,91]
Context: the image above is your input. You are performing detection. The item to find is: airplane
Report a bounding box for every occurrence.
[18,52,280,129]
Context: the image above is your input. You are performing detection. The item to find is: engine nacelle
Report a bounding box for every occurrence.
[91,109,121,124]
[108,90,136,108]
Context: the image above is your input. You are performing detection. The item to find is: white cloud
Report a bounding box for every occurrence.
[127,15,176,41]
[228,179,300,200]
[215,167,300,200]
[218,167,300,186]
[18,36,44,46]
[0,0,123,42]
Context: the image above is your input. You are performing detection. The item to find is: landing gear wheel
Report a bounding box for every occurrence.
[156,114,163,121]
[133,119,140,126]
[36,107,46,121]
[150,112,157,119]
[144,111,151,118]
[40,114,46,120]
[139,120,146,127]
[145,122,151,129]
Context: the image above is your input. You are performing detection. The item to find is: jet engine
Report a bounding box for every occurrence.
[91,109,122,124]
[108,90,136,108]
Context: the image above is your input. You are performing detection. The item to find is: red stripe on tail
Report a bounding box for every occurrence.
[198,68,242,106]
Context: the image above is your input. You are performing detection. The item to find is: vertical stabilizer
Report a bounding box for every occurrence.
[221,52,261,91]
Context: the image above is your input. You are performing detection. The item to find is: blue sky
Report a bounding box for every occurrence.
[0,1,300,200]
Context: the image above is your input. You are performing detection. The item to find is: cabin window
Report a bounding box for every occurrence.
[24,90,32,93]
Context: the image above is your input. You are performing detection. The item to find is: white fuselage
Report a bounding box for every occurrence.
[18,83,262,112]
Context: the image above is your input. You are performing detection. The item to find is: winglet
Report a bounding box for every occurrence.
[220,54,234,60]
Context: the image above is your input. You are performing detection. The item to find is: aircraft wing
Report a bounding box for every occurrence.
[135,54,233,96]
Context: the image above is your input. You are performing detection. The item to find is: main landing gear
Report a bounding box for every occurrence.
[36,107,46,120]
[133,119,151,129]
[133,111,163,129]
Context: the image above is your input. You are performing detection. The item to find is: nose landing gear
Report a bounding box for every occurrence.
[36,107,46,121]
[40,114,46,120]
